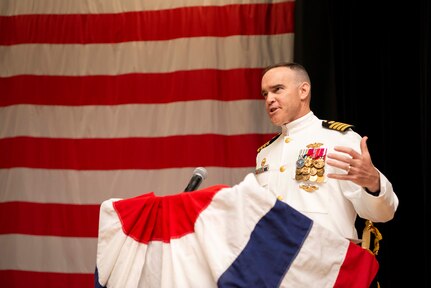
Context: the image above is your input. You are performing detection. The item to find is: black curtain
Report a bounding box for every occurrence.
[294,1,430,287]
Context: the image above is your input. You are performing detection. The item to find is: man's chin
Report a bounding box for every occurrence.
[270,117,283,127]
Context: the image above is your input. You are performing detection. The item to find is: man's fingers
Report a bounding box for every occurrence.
[326,158,349,170]
[326,152,352,163]
[333,145,361,159]
[360,136,370,156]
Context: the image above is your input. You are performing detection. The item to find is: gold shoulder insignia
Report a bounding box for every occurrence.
[257,133,281,153]
[322,120,354,132]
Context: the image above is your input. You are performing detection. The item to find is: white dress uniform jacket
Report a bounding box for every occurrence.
[255,112,399,240]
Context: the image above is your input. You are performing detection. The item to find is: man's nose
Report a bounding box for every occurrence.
[266,93,275,104]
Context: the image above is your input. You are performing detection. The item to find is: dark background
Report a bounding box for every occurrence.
[294,1,429,287]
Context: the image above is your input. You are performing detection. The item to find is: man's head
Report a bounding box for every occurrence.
[261,62,311,126]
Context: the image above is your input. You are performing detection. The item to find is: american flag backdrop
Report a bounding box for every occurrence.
[0,0,294,287]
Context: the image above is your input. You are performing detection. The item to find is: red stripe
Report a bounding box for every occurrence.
[0,134,275,169]
[0,202,99,237]
[0,2,294,45]
[114,185,227,243]
[334,242,379,288]
[0,270,93,288]
[0,69,263,106]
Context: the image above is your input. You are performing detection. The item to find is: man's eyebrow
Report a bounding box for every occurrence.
[262,84,283,94]
[269,84,284,90]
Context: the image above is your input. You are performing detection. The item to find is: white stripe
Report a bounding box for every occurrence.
[280,222,348,287]
[96,199,136,287]
[0,0,293,16]
[0,101,277,138]
[0,167,255,204]
[0,234,97,273]
[139,238,220,287]
[0,34,294,77]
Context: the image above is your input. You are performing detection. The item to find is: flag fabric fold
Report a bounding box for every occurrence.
[95,173,378,288]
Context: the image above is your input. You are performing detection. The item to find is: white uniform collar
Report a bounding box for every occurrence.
[282,111,315,136]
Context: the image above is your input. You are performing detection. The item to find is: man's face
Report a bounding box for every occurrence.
[261,67,304,126]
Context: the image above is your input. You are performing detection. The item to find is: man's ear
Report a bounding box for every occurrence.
[299,82,310,100]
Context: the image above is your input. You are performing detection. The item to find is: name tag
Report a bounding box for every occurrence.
[255,165,269,175]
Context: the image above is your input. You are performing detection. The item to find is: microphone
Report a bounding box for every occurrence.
[184,167,208,192]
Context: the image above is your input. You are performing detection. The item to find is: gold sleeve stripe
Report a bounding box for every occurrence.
[322,120,354,132]
[330,122,349,131]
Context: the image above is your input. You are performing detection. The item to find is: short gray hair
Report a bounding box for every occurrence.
[262,62,311,84]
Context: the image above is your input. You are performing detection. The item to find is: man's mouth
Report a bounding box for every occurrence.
[269,107,278,114]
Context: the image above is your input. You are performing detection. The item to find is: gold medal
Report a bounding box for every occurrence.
[309,175,318,182]
[310,167,317,176]
[313,158,325,169]
[305,156,313,167]
[301,166,311,175]
[295,146,327,184]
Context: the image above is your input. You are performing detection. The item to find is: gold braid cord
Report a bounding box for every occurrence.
[361,220,383,255]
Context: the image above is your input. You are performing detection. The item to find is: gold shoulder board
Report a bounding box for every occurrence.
[322,120,354,132]
[257,133,281,153]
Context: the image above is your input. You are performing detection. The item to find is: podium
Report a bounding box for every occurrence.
[95,173,378,288]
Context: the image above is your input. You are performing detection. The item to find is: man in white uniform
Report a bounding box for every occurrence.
[256,62,399,240]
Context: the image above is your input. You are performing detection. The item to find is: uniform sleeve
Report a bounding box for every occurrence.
[344,170,399,222]
[331,129,399,222]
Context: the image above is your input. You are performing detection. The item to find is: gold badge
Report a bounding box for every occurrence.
[299,184,319,192]
[306,142,323,148]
